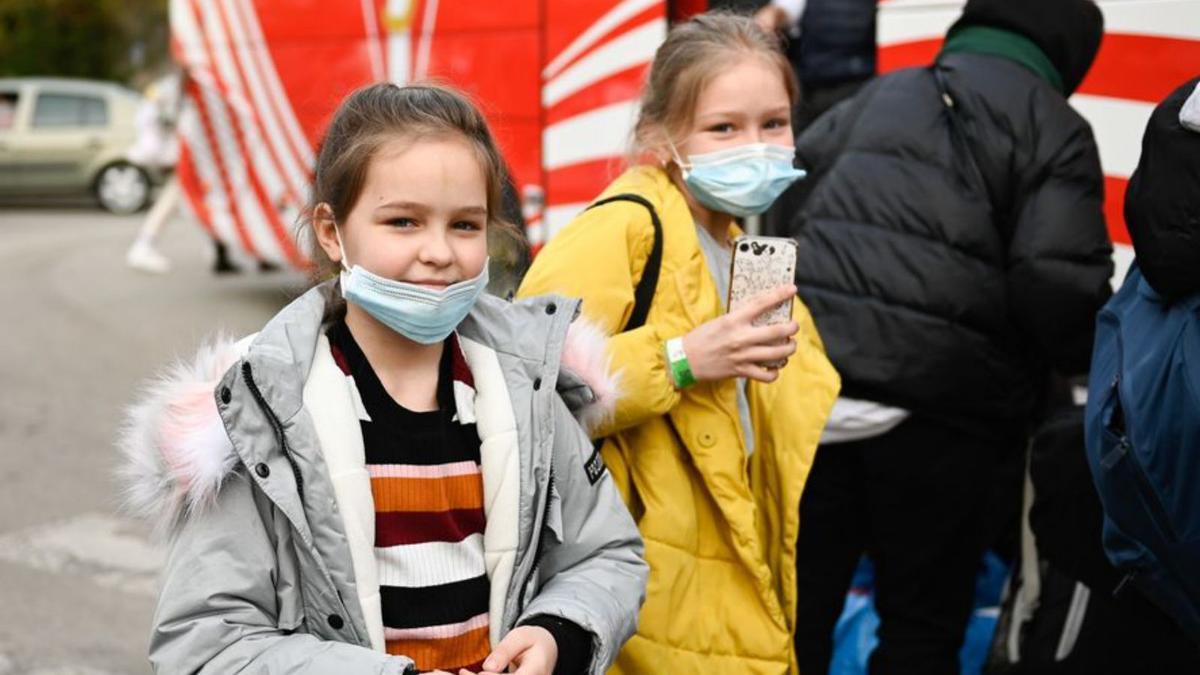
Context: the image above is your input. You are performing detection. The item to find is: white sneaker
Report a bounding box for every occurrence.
[126,241,172,274]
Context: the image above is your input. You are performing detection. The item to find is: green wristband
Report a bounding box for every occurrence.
[665,337,697,389]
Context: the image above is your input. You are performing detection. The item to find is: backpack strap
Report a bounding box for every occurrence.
[586,193,663,333]
[582,193,664,470]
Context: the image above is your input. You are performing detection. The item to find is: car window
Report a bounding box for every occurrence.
[32,92,109,129]
[0,91,18,131]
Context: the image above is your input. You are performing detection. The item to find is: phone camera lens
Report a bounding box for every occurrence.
[739,243,749,252]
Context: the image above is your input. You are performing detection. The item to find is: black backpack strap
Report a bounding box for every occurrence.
[585,193,663,333]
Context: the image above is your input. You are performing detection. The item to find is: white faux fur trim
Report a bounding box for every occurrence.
[559,316,622,433]
[304,334,385,652]
[116,334,250,539]
[459,335,522,647]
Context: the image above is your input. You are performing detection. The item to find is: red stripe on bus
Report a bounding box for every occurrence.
[547,158,628,206]
[213,0,303,205]
[1077,34,1200,104]
[192,0,305,266]
[545,63,648,127]
[183,70,259,257]
[229,0,314,176]
[543,4,661,83]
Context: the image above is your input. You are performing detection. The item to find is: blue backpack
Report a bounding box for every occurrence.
[1084,263,1200,641]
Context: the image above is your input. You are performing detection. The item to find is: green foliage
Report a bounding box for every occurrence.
[0,0,169,84]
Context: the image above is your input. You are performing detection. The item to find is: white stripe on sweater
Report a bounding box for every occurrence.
[383,612,489,641]
[375,533,487,588]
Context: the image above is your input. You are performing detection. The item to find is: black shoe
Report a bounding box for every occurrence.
[212,241,242,274]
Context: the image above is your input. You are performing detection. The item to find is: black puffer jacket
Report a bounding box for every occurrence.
[788,52,1113,426]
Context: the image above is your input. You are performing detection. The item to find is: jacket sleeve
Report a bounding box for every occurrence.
[516,398,649,674]
[149,470,414,675]
[1006,119,1114,376]
[518,202,681,439]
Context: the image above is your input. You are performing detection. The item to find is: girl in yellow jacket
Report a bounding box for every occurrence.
[518,13,840,675]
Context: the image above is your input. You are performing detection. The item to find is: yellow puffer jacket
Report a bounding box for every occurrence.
[518,166,840,674]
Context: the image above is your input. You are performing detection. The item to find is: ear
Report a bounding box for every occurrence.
[312,203,343,265]
[638,124,675,168]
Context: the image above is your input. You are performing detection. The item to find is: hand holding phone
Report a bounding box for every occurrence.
[681,284,800,385]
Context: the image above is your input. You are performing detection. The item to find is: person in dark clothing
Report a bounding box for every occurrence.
[755,0,877,128]
[786,1,1114,673]
[755,0,877,237]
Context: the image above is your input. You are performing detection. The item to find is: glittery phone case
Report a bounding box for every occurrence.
[728,235,797,367]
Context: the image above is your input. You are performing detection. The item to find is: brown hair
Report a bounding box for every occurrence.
[298,82,521,281]
[632,12,798,158]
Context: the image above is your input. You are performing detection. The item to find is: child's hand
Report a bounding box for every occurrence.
[476,625,559,675]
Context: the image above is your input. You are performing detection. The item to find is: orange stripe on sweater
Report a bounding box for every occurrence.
[386,624,491,671]
[371,474,484,512]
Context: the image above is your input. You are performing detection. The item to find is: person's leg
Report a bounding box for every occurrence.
[794,441,870,675]
[126,176,180,273]
[863,416,1001,675]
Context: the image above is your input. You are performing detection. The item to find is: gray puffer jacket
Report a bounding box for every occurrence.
[119,281,648,674]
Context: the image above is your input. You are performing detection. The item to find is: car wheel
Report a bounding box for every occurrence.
[94,162,150,214]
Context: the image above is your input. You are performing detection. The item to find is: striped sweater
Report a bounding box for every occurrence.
[328,321,490,672]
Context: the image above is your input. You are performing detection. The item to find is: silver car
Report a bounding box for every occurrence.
[0,77,157,213]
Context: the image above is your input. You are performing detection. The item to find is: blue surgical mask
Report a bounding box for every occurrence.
[334,225,489,344]
[671,142,806,217]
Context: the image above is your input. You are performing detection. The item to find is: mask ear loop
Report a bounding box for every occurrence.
[667,140,691,179]
[331,220,352,271]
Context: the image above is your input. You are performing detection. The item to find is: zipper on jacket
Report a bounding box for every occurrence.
[517,467,555,612]
[1118,435,1180,544]
[242,361,306,506]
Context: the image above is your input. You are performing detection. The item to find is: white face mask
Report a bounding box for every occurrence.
[333,224,489,344]
[670,142,806,217]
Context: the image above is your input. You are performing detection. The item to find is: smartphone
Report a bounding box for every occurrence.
[728,235,798,367]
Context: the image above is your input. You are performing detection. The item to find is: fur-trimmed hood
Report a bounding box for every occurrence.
[117,286,620,539]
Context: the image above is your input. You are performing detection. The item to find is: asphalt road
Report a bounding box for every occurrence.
[0,205,307,674]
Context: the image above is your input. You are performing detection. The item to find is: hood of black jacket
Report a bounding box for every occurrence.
[1125,76,1200,300]
[948,0,1103,95]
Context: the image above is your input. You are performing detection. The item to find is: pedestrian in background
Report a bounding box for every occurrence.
[783,0,1113,673]
[1075,76,1200,671]
[124,73,181,274]
[753,0,877,237]
[518,13,839,674]
[753,0,876,130]
[119,82,647,675]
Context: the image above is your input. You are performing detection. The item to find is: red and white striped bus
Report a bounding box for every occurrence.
[171,0,1199,283]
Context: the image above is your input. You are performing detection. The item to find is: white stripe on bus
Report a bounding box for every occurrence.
[542,100,638,171]
[220,0,311,197]
[543,0,661,80]
[233,0,317,168]
[1071,94,1155,178]
[543,19,663,107]
[197,0,288,204]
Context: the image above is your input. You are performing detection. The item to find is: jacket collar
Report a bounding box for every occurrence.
[940,25,1064,94]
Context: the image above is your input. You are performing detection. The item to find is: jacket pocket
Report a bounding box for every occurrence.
[1099,378,1180,544]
